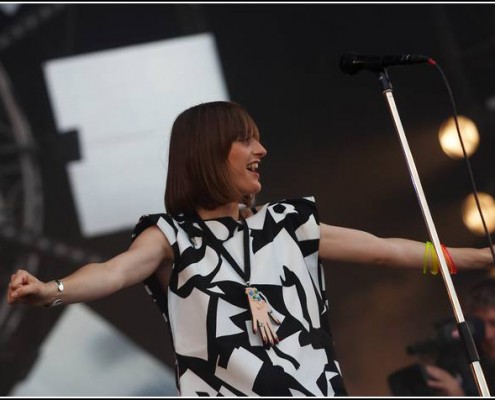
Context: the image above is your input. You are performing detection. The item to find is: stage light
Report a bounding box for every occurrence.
[462,192,495,235]
[438,115,479,159]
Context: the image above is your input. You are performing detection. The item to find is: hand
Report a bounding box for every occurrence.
[424,364,465,396]
[245,287,281,346]
[7,269,51,307]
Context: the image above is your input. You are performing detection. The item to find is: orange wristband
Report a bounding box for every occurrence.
[441,244,457,274]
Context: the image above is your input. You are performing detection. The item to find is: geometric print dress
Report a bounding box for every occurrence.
[131,196,347,396]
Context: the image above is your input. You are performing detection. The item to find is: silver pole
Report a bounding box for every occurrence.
[381,78,490,396]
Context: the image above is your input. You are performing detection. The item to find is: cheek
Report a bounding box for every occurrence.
[228,163,245,177]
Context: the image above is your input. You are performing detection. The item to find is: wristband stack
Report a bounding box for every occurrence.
[423,241,457,275]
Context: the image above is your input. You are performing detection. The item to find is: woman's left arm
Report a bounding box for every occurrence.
[318,222,494,270]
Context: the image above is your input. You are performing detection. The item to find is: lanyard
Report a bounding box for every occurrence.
[193,211,281,345]
[195,214,252,286]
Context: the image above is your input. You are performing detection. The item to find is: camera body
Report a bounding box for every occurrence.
[387,317,484,396]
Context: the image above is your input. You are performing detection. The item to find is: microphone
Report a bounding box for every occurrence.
[340,51,432,75]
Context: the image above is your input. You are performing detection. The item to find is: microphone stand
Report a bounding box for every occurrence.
[375,68,490,397]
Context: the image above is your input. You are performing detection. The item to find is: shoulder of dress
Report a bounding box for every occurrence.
[269,196,316,207]
[132,213,179,240]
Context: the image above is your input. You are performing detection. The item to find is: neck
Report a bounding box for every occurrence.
[197,202,240,221]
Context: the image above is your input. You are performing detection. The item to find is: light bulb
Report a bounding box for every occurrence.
[462,192,495,235]
[438,115,480,159]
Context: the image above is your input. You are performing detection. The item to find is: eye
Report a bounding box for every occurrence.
[238,135,251,144]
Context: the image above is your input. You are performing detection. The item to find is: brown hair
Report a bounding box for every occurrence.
[165,101,260,216]
[465,277,495,312]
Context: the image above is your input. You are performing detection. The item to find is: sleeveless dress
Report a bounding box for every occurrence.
[131,196,347,396]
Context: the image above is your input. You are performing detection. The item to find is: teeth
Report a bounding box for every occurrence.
[247,162,259,171]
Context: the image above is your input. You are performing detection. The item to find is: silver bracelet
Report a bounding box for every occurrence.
[54,279,64,292]
[45,279,64,307]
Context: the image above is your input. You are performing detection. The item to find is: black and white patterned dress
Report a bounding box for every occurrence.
[132,196,347,396]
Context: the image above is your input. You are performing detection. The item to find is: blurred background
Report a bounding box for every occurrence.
[1,2,494,396]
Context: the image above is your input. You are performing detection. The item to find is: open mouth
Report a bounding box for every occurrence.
[247,162,259,173]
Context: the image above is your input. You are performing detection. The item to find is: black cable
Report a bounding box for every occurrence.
[430,59,495,265]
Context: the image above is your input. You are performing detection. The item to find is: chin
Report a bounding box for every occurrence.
[242,185,261,196]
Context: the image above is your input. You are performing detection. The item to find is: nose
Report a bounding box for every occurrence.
[254,139,267,158]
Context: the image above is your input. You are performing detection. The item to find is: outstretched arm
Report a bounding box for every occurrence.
[319,223,494,270]
[7,225,173,307]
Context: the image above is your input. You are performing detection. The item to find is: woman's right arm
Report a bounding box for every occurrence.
[7,225,173,307]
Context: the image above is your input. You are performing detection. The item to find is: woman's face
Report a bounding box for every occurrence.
[227,136,267,197]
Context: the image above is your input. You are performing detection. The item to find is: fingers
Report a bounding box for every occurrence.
[8,272,22,304]
[9,270,27,292]
[264,321,279,345]
[257,321,270,345]
[7,285,26,304]
[12,284,36,299]
[254,315,280,345]
[257,320,279,346]
[424,365,464,396]
[10,269,31,289]
[268,309,281,325]
[8,285,28,304]
[7,269,38,304]
[425,365,449,380]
